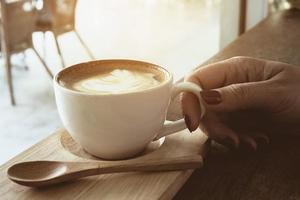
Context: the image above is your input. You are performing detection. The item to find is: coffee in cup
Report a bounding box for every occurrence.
[58,65,164,94]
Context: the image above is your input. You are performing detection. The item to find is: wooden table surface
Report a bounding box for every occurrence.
[174,8,300,200]
[0,129,208,200]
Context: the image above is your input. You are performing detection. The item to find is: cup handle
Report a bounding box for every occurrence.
[154,82,205,141]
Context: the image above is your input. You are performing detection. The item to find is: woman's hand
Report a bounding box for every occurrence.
[182,56,300,150]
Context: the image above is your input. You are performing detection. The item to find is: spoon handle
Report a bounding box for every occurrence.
[96,155,203,174]
[64,155,203,181]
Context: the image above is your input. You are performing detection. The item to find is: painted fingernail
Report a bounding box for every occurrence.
[201,90,222,105]
[184,115,193,133]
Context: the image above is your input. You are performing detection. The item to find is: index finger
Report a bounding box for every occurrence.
[181,56,267,131]
[186,56,269,90]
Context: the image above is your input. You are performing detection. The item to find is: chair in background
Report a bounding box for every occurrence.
[0,0,53,105]
[35,0,95,67]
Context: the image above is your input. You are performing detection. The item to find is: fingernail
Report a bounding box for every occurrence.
[201,90,222,104]
[184,115,193,133]
[201,90,222,105]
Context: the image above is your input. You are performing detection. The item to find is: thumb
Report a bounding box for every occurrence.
[201,81,273,112]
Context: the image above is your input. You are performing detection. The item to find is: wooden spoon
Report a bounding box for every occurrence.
[7,155,203,187]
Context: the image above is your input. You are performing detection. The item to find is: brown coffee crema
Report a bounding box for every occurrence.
[57,60,169,94]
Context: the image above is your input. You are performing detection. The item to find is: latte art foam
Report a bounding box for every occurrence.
[72,69,161,94]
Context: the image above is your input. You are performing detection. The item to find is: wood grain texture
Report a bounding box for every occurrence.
[7,156,203,187]
[0,128,208,199]
[175,9,300,200]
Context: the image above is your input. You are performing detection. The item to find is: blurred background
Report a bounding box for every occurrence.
[0,0,295,164]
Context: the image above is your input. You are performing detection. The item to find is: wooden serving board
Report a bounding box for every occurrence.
[0,128,208,200]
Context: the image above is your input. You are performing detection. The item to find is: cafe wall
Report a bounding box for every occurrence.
[74,0,221,80]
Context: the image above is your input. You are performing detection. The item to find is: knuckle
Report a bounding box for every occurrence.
[227,85,249,109]
[229,84,247,99]
[229,56,250,63]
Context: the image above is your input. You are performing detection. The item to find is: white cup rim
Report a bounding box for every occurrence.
[53,59,173,97]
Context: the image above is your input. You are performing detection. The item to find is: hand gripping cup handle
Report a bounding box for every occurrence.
[154,82,206,140]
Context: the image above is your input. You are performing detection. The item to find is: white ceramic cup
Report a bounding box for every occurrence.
[54,60,205,159]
